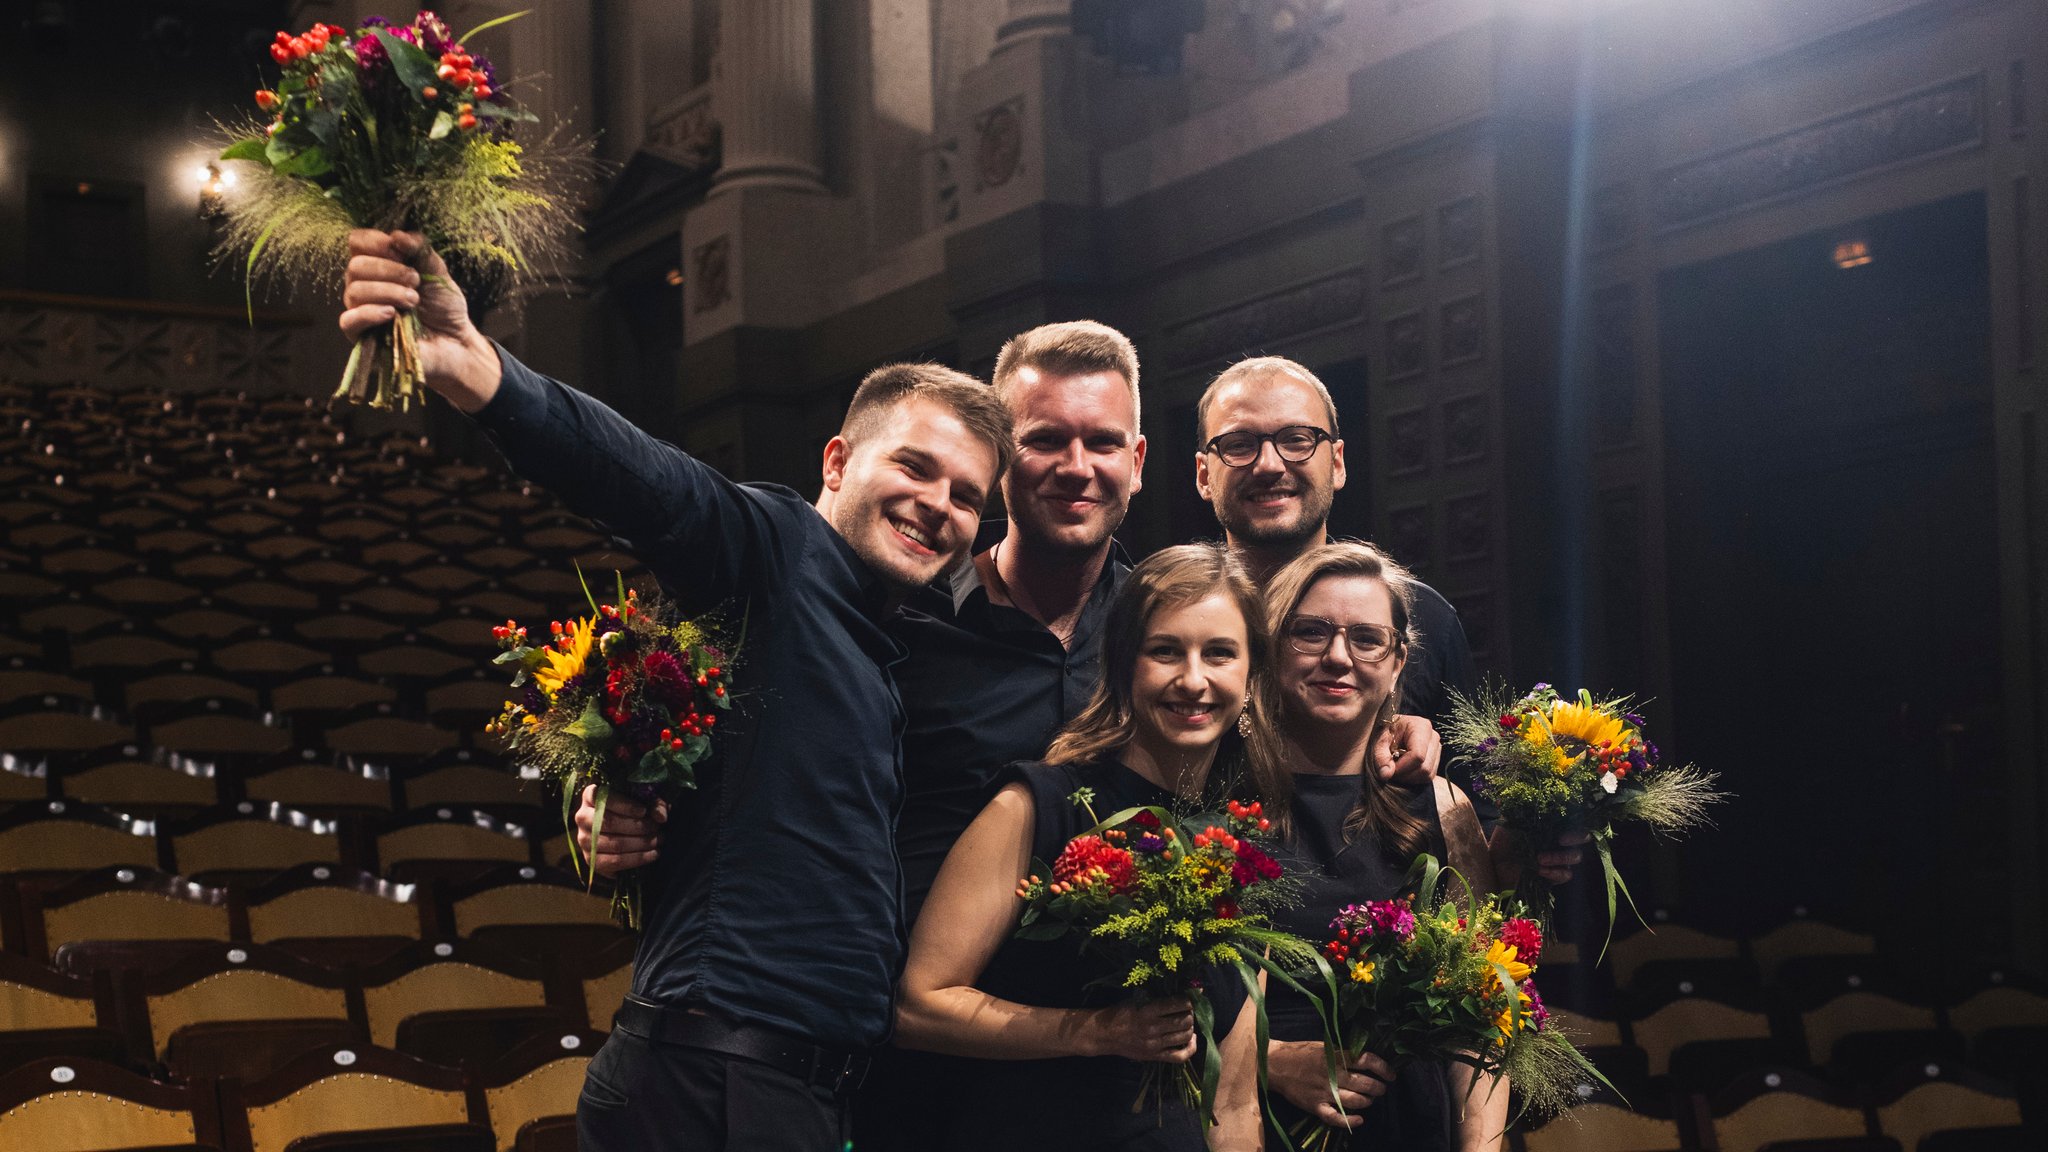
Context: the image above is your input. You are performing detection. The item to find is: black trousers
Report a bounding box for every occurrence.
[577,1023,849,1151]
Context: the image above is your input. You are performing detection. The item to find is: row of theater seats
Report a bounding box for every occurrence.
[1503,914,2047,1150]
[4,381,625,1148]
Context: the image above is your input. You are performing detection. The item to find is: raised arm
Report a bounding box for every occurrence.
[894,783,1197,1064]
[341,228,770,607]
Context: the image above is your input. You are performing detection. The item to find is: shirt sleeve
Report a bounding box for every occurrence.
[469,343,793,612]
[1408,584,1500,832]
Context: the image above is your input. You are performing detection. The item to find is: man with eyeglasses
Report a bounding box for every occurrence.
[1195,356,1584,885]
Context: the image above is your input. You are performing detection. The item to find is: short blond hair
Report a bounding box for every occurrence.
[1196,356,1339,440]
[991,320,1142,429]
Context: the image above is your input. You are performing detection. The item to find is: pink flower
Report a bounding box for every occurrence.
[1499,917,1544,963]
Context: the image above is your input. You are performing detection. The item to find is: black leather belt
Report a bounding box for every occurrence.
[613,996,870,1096]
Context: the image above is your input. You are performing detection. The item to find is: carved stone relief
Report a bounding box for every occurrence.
[1384,503,1433,573]
[973,97,1026,191]
[1438,196,1480,267]
[692,236,732,314]
[1440,295,1484,366]
[1442,394,1488,465]
[1444,492,1490,561]
[1381,215,1423,285]
[1387,407,1430,476]
[1166,272,1367,369]
[1384,311,1425,381]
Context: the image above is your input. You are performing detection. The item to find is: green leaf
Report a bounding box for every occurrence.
[271,145,332,179]
[560,768,587,884]
[563,699,613,743]
[630,750,670,784]
[220,138,270,163]
[587,781,610,893]
[575,563,601,616]
[429,111,454,140]
[243,219,277,326]
[458,9,532,44]
[372,28,441,100]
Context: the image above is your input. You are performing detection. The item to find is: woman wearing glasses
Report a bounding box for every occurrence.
[1257,542,1508,1151]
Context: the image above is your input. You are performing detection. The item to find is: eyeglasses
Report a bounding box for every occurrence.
[1202,426,1333,468]
[1284,616,1400,663]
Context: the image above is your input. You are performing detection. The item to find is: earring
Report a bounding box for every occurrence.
[1237,706,1254,739]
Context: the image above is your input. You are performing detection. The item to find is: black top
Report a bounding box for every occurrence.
[945,758,1240,1152]
[1395,578,1498,833]
[474,348,908,1051]
[1266,771,1457,1151]
[891,523,1126,922]
[1395,580,1478,733]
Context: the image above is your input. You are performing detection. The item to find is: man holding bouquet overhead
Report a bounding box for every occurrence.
[338,229,1012,1150]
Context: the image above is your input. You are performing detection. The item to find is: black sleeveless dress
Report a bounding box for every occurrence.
[940,758,1245,1152]
[1264,771,1459,1151]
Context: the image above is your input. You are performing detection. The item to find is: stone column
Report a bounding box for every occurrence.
[712,0,826,194]
[996,0,1072,51]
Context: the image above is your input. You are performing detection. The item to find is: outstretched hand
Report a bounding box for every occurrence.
[339,229,501,411]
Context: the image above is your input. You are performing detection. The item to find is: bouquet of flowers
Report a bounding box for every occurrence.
[1015,791,1318,1126]
[213,10,584,411]
[1300,856,1605,1149]
[485,572,738,928]
[1445,684,1725,946]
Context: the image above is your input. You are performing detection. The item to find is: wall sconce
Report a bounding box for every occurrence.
[196,161,234,220]
[1832,239,1872,269]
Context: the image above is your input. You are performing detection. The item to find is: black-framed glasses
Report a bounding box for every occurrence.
[1203,426,1333,468]
[1284,615,1400,663]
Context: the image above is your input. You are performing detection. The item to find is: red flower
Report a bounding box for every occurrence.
[1214,898,1240,920]
[1498,917,1544,963]
[640,649,690,706]
[1051,835,1135,893]
[1230,840,1283,888]
[1131,809,1160,830]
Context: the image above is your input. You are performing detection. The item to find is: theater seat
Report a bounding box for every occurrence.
[479,1031,603,1152]
[0,1056,225,1150]
[223,1045,475,1152]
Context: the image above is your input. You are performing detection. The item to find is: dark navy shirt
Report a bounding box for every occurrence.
[890,524,1127,924]
[1389,575,1496,830]
[473,348,908,1051]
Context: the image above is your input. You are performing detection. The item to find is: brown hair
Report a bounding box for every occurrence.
[1262,541,1431,860]
[1195,355,1339,441]
[992,321,1142,429]
[1043,543,1286,807]
[840,362,1015,481]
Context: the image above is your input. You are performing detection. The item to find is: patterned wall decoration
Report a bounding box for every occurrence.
[0,298,299,391]
[1386,407,1430,476]
[1166,271,1368,369]
[691,236,732,314]
[1384,503,1433,574]
[1444,492,1490,561]
[1381,215,1423,285]
[644,85,721,172]
[1438,196,1480,267]
[1383,311,1425,380]
[1440,294,1484,366]
[1653,75,1984,228]
[1592,282,1637,443]
[973,97,1026,191]
[1442,394,1488,465]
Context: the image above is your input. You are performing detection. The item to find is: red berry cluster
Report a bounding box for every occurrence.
[489,618,527,648]
[269,24,345,65]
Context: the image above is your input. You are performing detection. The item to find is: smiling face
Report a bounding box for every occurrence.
[820,396,1002,591]
[1003,365,1146,556]
[1196,371,1346,550]
[1276,573,1405,735]
[1127,591,1252,760]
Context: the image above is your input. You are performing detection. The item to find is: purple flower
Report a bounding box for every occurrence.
[1533,682,1551,691]
[414,11,454,55]
[1333,899,1416,941]
[1133,832,1167,855]
[1477,737,1497,753]
[1644,741,1661,765]
[1525,981,1550,1030]
[359,16,392,28]
[1468,773,1490,796]
[468,50,500,94]
[1623,711,1645,726]
[354,29,389,74]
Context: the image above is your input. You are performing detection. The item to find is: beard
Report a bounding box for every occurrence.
[1213,480,1335,548]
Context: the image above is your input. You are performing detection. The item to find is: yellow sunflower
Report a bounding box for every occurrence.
[533,616,597,697]
[1543,700,1629,751]
[1482,938,1532,992]
[1493,988,1534,1039]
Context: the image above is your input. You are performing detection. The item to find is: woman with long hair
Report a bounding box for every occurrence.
[1258,541,1508,1151]
[894,543,1287,1151]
